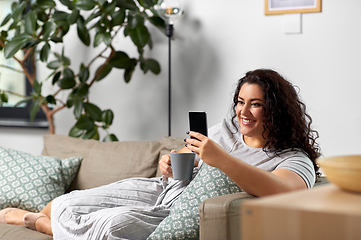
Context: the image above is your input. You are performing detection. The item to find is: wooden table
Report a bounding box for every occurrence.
[242,184,361,240]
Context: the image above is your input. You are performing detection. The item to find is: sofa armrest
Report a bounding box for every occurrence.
[199,192,256,240]
[198,177,329,240]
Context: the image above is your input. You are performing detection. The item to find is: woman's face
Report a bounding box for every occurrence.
[236,83,266,147]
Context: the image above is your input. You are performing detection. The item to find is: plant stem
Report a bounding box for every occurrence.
[0,88,27,98]
[89,46,116,88]
[87,46,108,68]
[0,64,24,74]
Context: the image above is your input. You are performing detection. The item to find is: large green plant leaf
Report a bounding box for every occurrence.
[124,64,135,83]
[37,0,56,9]
[83,127,99,140]
[14,96,33,108]
[52,71,61,84]
[69,125,84,137]
[40,42,50,62]
[0,14,11,27]
[42,21,57,40]
[75,115,94,130]
[45,95,56,104]
[95,63,112,81]
[75,0,97,11]
[140,58,161,74]
[63,67,74,79]
[103,133,118,142]
[24,10,37,35]
[84,102,102,121]
[37,10,48,22]
[30,98,42,121]
[75,83,89,99]
[73,100,83,118]
[59,0,74,10]
[115,0,138,11]
[77,16,90,46]
[79,64,89,82]
[85,10,102,24]
[109,51,132,69]
[47,60,61,69]
[58,76,76,89]
[148,16,166,34]
[128,14,144,29]
[111,9,125,26]
[53,10,69,23]
[138,0,156,9]
[4,38,27,59]
[93,30,111,47]
[94,32,104,47]
[67,9,79,24]
[33,79,42,95]
[12,1,27,23]
[102,109,113,126]
[129,24,149,49]
[50,36,63,43]
[104,1,117,15]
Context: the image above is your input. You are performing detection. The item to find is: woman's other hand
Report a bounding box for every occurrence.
[185,131,228,169]
[159,150,176,177]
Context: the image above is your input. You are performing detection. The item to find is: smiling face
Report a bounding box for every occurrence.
[236,83,267,148]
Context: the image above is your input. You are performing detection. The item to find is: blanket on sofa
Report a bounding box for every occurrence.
[51,174,201,239]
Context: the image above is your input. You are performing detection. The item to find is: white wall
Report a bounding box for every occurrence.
[1,0,360,158]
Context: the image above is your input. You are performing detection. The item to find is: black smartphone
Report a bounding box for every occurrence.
[189,111,208,137]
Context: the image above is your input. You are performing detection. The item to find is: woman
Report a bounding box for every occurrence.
[0,69,320,239]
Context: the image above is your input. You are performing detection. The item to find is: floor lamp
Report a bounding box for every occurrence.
[156,0,183,137]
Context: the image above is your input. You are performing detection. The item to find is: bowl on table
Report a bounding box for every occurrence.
[317,155,361,193]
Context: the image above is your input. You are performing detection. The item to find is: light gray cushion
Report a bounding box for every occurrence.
[41,135,162,191]
[0,146,82,212]
[148,163,243,239]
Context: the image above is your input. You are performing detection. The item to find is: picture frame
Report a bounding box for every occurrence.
[265,0,322,15]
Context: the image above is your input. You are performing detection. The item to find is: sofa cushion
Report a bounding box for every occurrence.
[0,146,82,212]
[147,163,243,240]
[0,225,52,240]
[41,135,162,191]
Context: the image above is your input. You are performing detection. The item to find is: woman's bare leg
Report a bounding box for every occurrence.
[0,200,53,236]
[0,208,29,225]
[31,214,52,236]
[37,200,53,235]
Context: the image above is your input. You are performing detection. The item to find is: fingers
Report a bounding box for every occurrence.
[184,132,203,154]
[187,131,206,141]
[159,152,174,177]
[185,143,198,154]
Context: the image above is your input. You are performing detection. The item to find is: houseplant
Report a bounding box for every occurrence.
[0,0,165,141]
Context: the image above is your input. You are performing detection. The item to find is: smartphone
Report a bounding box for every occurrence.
[189,111,208,137]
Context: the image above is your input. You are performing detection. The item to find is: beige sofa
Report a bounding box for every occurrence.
[0,134,328,240]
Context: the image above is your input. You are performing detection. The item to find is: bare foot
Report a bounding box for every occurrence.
[3,208,29,225]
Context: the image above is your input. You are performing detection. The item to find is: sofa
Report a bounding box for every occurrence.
[0,134,329,240]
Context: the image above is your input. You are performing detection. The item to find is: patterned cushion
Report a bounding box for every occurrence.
[147,163,243,240]
[0,147,82,212]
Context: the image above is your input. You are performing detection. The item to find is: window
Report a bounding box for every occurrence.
[0,0,48,128]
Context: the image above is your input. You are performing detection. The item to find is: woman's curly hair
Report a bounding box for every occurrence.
[231,69,321,176]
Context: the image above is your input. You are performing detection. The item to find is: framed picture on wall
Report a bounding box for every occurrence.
[265,0,322,15]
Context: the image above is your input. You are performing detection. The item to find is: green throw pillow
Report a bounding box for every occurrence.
[0,147,82,212]
[147,163,242,240]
